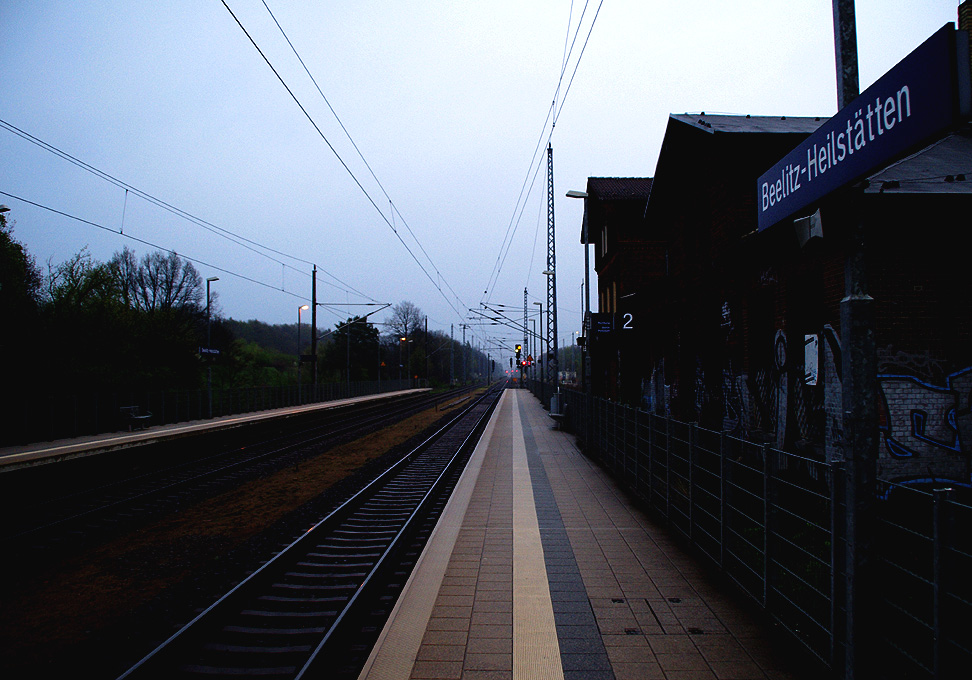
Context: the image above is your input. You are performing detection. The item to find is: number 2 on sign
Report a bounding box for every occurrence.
[622,313,633,330]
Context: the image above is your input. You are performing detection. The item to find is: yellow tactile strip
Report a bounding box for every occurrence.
[510,390,564,680]
[359,390,568,680]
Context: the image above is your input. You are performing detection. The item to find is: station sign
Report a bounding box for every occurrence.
[757,24,971,232]
[591,313,615,335]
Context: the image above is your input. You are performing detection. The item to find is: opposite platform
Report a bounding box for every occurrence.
[359,389,807,680]
[0,388,428,471]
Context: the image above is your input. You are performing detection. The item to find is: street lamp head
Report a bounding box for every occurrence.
[300,304,309,311]
[0,204,10,213]
[207,276,219,283]
[565,190,588,199]
[533,302,542,307]
[542,270,555,275]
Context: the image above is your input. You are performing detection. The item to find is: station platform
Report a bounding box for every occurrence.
[359,389,804,680]
[0,388,429,472]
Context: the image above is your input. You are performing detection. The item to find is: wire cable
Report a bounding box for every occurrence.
[262,0,470,322]
[0,189,314,303]
[481,1,604,306]
[221,0,468,322]
[0,117,375,302]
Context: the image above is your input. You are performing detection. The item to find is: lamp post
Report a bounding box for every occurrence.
[533,301,544,406]
[206,276,218,418]
[297,304,309,403]
[399,336,406,385]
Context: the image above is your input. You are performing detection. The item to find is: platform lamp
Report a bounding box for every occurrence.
[297,304,309,403]
[533,301,544,406]
[206,276,219,419]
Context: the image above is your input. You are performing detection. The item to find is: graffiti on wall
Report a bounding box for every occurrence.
[878,367,972,460]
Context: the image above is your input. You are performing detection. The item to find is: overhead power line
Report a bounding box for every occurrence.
[480,0,604,306]
[0,189,311,304]
[0,117,374,302]
[221,0,468,323]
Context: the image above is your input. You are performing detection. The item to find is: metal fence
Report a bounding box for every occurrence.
[541,385,971,679]
[2,379,420,446]
[872,480,972,679]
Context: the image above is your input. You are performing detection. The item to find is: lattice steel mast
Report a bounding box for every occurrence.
[546,143,558,390]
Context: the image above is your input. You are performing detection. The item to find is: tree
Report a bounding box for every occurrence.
[0,210,42,319]
[321,316,381,382]
[0,211,43,417]
[111,247,203,313]
[386,300,423,340]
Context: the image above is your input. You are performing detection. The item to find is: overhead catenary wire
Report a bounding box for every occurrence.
[0,117,374,303]
[0,189,314,305]
[221,0,468,323]
[480,0,603,307]
[261,0,469,322]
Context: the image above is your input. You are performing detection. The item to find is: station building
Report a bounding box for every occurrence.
[581,92,972,486]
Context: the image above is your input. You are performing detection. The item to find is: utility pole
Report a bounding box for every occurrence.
[832,3,876,679]
[450,323,455,387]
[461,323,468,385]
[312,265,318,393]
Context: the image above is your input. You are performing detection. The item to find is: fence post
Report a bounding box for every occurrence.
[831,461,846,674]
[762,442,772,609]
[689,422,696,543]
[665,415,671,522]
[932,487,953,678]
[719,430,726,572]
[647,412,654,510]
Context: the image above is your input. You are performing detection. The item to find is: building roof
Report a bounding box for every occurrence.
[865,130,972,194]
[580,178,654,243]
[669,113,827,135]
[586,177,654,200]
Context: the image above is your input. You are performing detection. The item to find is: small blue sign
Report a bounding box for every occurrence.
[757,24,970,232]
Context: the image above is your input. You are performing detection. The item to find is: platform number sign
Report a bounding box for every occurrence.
[621,313,634,330]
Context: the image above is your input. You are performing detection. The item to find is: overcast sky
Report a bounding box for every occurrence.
[0,1,961,355]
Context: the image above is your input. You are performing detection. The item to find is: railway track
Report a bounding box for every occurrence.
[1,388,476,553]
[116,384,501,680]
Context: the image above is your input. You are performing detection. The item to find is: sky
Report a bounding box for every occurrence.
[0,1,962,357]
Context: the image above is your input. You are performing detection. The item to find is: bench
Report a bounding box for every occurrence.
[548,393,567,429]
[120,405,153,431]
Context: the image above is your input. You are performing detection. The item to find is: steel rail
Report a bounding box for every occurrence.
[117,385,499,679]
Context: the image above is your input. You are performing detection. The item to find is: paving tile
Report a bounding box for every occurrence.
[468,624,512,639]
[415,645,465,662]
[563,671,615,680]
[472,599,511,613]
[421,629,468,646]
[474,590,512,602]
[561,652,613,671]
[648,634,697,654]
[409,659,463,679]
[611,661,667,679]
[463,652,512,671]
[460,671,512,680]
[708,660,770,679]
[435,594,474,608]
[466,637,511,655]
[427,616,470,632]
[663,671,718,680]
[431,605,472,619]
[654,651,712,671]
